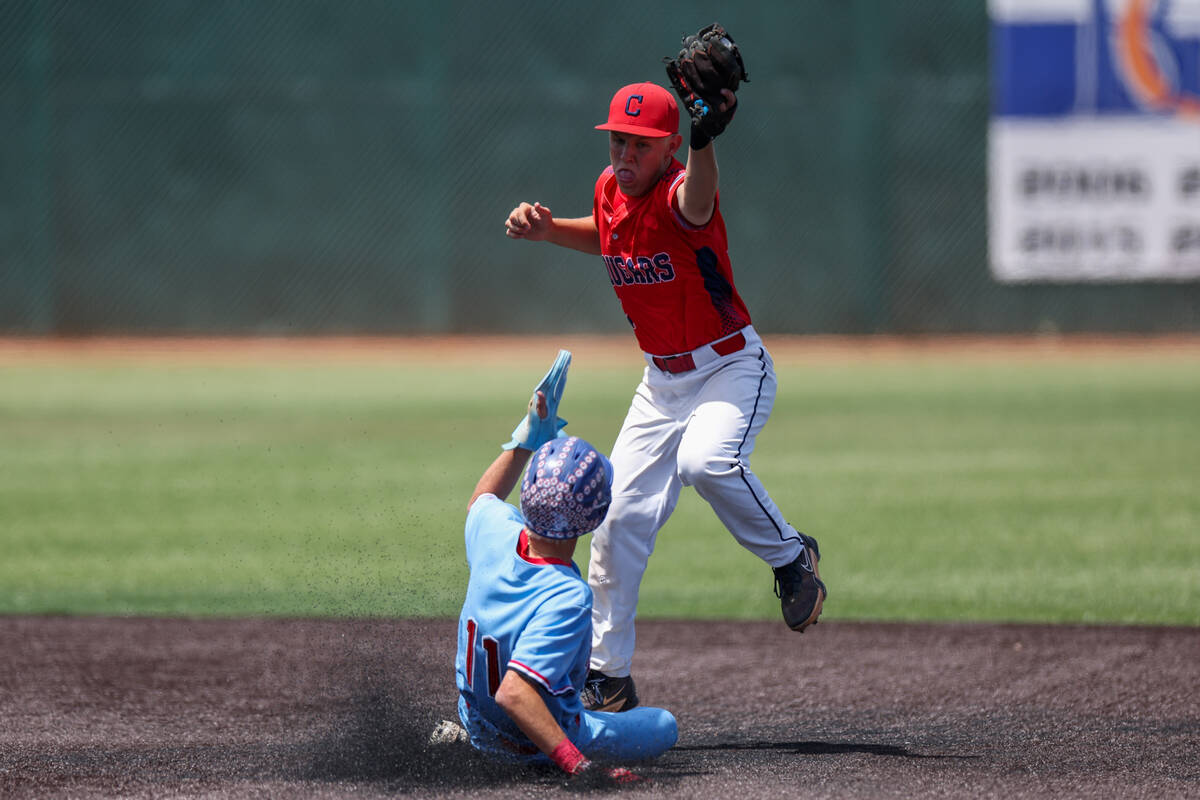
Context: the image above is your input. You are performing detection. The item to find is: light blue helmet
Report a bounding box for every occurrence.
[520,436,613,539]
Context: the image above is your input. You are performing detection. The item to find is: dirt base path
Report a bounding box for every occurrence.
[3,617,1197,798]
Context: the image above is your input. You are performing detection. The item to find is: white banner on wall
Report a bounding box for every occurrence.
[989,0,1200,282]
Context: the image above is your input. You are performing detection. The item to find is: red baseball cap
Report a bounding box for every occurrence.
[595,82,680,138]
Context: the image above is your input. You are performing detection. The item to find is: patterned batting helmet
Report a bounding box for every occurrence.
[520,436,613,540]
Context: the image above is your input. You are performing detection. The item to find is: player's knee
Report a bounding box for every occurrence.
[676,444,733,489]
[621,707,678,758]
[675,441,707,486]
[640,707,678,756]
[656,709,679,751]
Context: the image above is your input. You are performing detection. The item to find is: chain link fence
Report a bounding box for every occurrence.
[3,1,1197,335]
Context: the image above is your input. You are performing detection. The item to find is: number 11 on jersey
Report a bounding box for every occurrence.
[465,618,502,697]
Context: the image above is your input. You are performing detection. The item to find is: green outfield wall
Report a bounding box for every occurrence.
[3,1,1197,335]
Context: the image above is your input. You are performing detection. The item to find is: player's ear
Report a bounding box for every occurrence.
[669,133,683,154]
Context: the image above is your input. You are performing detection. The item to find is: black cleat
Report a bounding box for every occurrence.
[774,533,827,633]
[581,669,639,712]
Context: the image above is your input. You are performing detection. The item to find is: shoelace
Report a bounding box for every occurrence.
[768,546,816,597]
[773,558,812,599]
[581,675,605,705]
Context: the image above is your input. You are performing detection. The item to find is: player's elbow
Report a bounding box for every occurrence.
[676,182,716,227]
[493,671,529,715]
[494,687,517,715]
[678,201,715,228]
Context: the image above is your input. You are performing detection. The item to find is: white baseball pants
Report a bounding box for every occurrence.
[587,326,805,676]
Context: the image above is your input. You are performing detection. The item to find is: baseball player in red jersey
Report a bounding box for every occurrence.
[504,79,825,713]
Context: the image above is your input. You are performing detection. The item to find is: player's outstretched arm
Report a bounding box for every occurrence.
[469,442,533,509]
[504,202,601,255]
[468,390,547,508]
[469,349,572,509]
[676,88,735,227]
[666,23,747,225]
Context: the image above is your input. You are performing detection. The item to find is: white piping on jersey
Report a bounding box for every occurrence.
[667,169,707,231]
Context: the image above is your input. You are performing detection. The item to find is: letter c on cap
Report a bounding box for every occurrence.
[625,95,644,117]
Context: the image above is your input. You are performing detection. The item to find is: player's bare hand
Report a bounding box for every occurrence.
[505,202,554,240]
[529,389,549,421]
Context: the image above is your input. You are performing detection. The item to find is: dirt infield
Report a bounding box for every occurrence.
[3,617,1197,799]
[4,336,1198,797]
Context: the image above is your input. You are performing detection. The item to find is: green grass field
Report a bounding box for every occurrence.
[2,340,1197,625]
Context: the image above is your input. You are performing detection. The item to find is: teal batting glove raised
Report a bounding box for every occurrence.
[502,349,571,451]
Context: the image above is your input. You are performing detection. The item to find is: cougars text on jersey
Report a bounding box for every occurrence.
[603,253,676,286]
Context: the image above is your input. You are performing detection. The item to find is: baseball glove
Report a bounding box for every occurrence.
[664,23,749,149]
[502,349,571,451]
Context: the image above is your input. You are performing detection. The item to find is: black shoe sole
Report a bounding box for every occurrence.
[786,538,826,633]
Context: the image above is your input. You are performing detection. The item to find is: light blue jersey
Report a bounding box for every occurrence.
[456,494,592,754]
[454,494,677,765]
